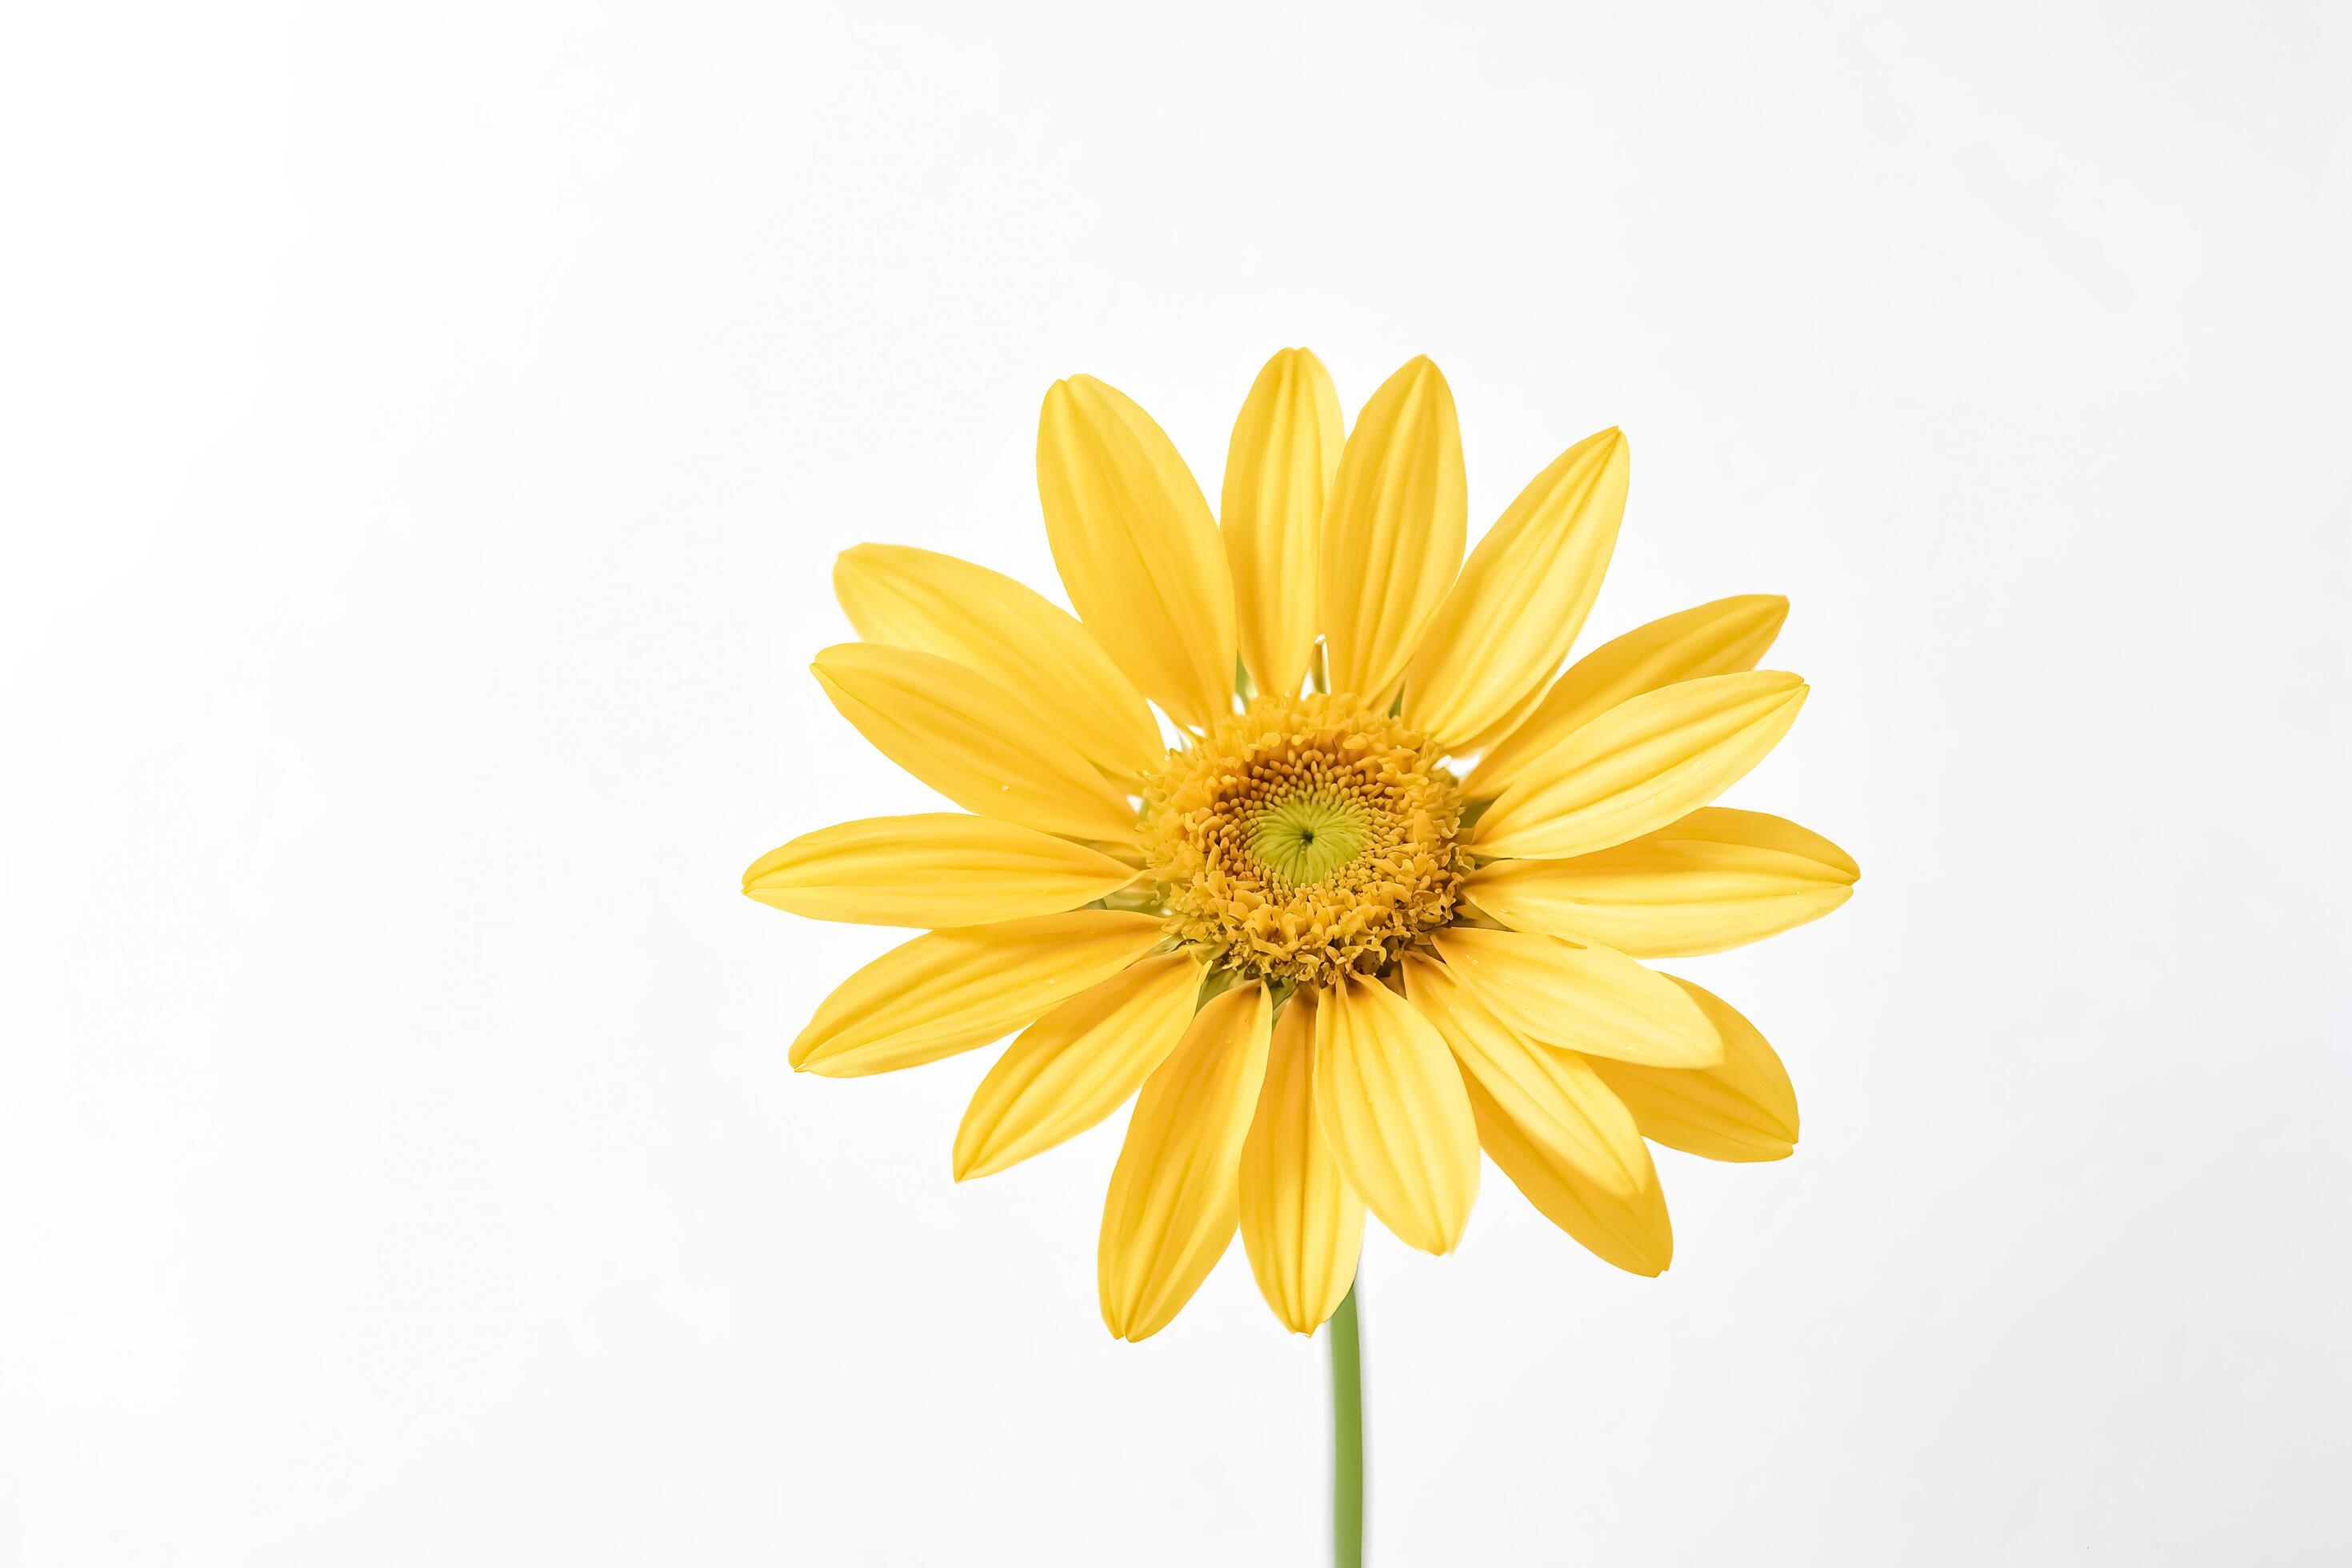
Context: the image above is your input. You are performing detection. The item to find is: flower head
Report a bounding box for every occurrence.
[746,350,1856,1341]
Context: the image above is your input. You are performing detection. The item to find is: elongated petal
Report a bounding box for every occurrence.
[1464,1074,1673,1275]
[1404,428,1629,750]
[1312,973,1479,1254]
[1401,954,1644,1198]
[790,912,1164,1077]
[1472,671,1808,860]
[1239,992,1365,1334]
[1430,926,1720,1069]
[1469,595,1787,798]
[1464,808,1858,956]
[834,544,1164,780]
[811,642,1138,842]
[1223,349,1343,699]
[953,954,1202,1179]
[1586,977,1799,1162]
[1098,983,1273,1341]
[1037,375,1236,731]
[1319,357,1466,702]
[744,813,1137,928]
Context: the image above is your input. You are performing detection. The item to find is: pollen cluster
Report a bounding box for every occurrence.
[1139,693,1470,987]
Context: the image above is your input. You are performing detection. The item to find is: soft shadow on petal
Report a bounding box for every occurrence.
[1586,976,1800,1162]
[1402,954,1646,1198]
[1464,806,1857,956]
[1430,926,1721,1069]
[1471,670,1807,861]
[1223,349,1343,700]
[954,953,1202,1179]
[811,642,1140,842]
[834,544,1165,781]
[1465,1072,1674,1275]
[1239,990,1365,1334]
[790,912,1164,1078]
[1098,984,1273,1342]
[1319,357,1466,703]
[1037,375,1237,732]
[1311,973,1480,1254]
[1404,427,1628,751]
[1467,595,1786,799]
[744,813,1137,928]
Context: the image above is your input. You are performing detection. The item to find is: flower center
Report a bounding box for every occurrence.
[1248,788,1371,885]
[1138,692,1469,987]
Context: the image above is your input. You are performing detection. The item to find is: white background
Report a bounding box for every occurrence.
[5,2,2347,1563]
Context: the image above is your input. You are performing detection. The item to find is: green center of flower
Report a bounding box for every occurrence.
[1249,788,1371,886]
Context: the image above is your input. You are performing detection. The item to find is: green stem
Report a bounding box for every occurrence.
[1330,1276,1365,1567]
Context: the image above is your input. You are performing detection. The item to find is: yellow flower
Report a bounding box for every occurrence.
[745,350,1856,1342]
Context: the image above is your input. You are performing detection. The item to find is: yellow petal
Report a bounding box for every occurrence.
[1319,357,1466,702]
[1586,976,1799,1162]
[1400,954,1644,1198]
[1471,670,1808,861]
[1468,595,1787,799]
[790,911,1164,1078]
[1404,428,1629,750]
[952,954,1202,1180]
[1222,349,1343,698]
[1464,808,1858,956]
[743,813,1138,928]
[1311,973,1479,1254]
[1464,1073,1673,1275]
[1238,991,1365,1334]
[1036,374,1236,731]
[834,544,1165,781]
[1098,982,1272,1341]
[811,642,1138,843]
[1430,926,1720,1069]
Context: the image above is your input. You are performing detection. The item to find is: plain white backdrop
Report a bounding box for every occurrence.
[5,2,2347,1562]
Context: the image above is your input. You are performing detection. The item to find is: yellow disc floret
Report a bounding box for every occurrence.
[1139,693,1470,986]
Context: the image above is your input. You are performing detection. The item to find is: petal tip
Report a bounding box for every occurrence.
[1101,1307,1155,1343]
[1394,354,1451,393]
[808,642,861,674]
[950,1140,1003,1182]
